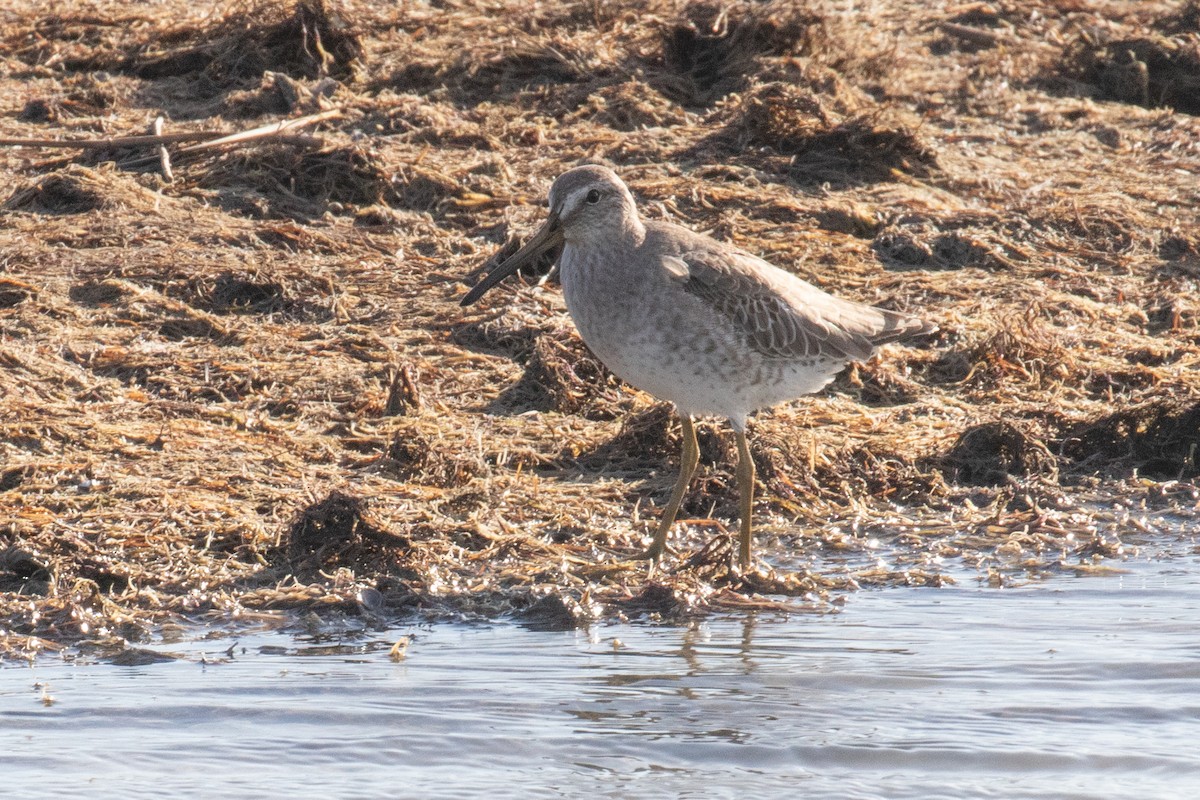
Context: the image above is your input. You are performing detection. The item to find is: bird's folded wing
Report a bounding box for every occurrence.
[668,248,928,362]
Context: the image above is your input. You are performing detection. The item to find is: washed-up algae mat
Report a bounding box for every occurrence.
[2,0,1199,661]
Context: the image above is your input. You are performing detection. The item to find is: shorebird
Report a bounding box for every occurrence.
[462,165,934,570]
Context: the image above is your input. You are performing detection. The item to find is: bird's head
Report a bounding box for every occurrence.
[461,165,641,306]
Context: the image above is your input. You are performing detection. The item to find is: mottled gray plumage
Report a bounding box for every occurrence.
[462,165,935,569]
[669,247,927,363]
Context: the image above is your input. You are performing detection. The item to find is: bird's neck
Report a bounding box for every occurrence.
[565,210,646,250]
[606,214,646,248]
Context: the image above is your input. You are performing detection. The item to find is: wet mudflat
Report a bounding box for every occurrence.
[5,540,1198,800]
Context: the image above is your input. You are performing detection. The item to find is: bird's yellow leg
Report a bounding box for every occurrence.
[643,415,699,562]
[734,428,755,570]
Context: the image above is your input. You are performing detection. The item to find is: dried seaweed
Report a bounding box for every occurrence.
[197,143,390,214]
[728,83,937,182]
[1063,400,1200,478]
[504,335,623,419]
[1063,32,1200,113]
[942,420,1059,486]
[2,0,1199,659]
[659,1,825,106]
[284,491,410,576]
[3,164,157,214]
[131,0,364,83]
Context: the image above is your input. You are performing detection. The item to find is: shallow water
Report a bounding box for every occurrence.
[4,550,1200,799]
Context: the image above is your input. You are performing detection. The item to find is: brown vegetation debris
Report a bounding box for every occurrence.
[815,202,885,238]
[3,164,161,215]
[832,357,932,407]
[460,37,588,94]
[378,421,483,489]
[18,75,118,123]
[729,83,937,182]
[588,403,680,467]
[515,592,589,631]
[1063,31,1200,113]
[196,143,390,215]
[1,1,363,88]
[224,71,345,118]
[0,545,54,594]
[951,314,1070,391]
[615,582,687,617]
[131,0,364,83]
[383,363,424,416]
[659,1,826,106]
[284,491,411,575]
[872,223,1012,271]
[941,420,1060,486]
[1,11,152,72]
[451,291,582,376]
[1159,1,1200,36]
[3,0,1200,656]
[569,81,690,131]
[1062,399,1200,478]
[389,165,461,213]
[1159,231,1200,262]
[190,271,289,315]
[508,335,624,420]
[806,441,944,507]
[0,278,38,309]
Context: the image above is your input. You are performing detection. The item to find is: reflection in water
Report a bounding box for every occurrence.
[2,555,1200,799]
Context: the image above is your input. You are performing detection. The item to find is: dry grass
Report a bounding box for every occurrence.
[2,0,1199,660]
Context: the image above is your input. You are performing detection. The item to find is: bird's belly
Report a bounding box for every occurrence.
[618,350,840,416]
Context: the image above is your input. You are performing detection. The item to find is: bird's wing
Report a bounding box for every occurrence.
[667,247,932,362]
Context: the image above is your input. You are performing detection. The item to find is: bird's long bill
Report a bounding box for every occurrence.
[460,212,564,306]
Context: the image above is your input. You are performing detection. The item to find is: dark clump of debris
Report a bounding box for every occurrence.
[0,1,363,89]
[130,0,365,84]
[381,422,483,488]
[198,143,391,215]
[659,2,825,106]
[507,335,623,419]
[1062,29,1200,114]
[18,74,118,123]
[955,315,1070,391]
[1063,400,1200,479]
[872,223,1011,272]
[587,403,681,468]
[3,165,146,214]
[942,420,1059,486]
[515,592,586,631]
[196,272,289,315]
[729,83,937,182]
[0,546,54,595]
[285,491,411,576]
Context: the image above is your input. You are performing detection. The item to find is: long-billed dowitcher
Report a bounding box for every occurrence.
[462,165,934,569]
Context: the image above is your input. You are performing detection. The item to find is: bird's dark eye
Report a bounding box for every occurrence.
[586,189,601,204]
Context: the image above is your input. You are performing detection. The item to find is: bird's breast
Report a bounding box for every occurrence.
[560,245,752,411]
